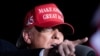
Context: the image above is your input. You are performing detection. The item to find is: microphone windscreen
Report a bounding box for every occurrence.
[75,45,96,56]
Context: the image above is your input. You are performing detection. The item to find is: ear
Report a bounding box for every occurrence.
[22,30,31,44]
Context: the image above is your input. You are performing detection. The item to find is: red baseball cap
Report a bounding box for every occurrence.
[24,3,74,34]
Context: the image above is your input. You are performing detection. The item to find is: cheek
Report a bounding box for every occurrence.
[60,37,64,43]
[40,32,53,41]
[39,34,52,44]
[32,34,52,48]
[58,32,64,43]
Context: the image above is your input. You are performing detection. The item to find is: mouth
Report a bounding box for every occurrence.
[50,44,58,48]
[48,45,55,48]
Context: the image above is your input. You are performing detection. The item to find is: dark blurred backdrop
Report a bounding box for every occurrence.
[0,0,100,45]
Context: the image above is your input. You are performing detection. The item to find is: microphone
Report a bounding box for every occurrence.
[75,45,96,56]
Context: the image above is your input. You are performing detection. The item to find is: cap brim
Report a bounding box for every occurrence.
[36,21,74,35]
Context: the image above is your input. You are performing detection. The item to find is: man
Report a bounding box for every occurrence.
[16,3,88,56]
[0,3,88,56]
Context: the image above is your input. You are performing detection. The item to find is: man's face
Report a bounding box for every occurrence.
[23,26,64,49]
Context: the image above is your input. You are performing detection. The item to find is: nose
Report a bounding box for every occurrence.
[52,29,63,44]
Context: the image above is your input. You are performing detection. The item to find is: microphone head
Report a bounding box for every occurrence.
[75,45,96,56]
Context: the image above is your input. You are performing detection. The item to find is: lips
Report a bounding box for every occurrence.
[51,44,56,47]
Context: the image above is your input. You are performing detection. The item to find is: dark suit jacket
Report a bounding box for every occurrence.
[0,39,96,56]
[0,39,42,56]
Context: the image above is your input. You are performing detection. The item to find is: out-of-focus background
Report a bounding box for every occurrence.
[0,0,100,55]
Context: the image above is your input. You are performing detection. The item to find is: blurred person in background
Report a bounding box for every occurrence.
[89,4,100,56]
